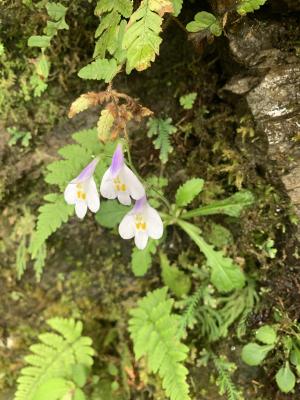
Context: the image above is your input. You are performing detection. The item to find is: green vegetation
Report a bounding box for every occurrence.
[2,0,299,399]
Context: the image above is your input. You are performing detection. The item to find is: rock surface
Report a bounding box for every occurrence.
[224,18,300,237]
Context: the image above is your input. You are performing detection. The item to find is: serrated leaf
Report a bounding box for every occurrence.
[95,0,133,18]
[186,11,222,37]
[171,0,183,16]
[241,343,274,366]
[147,117,177,163]
[237,0,267,15]
[275,362,296,393]
[206,223,233,248]
[178,220,245,292]
[32,378,73,400]
[78,58,119,82]
[46,2,67,21]
[131,240,157,276]
[44,18,69,36]
[28,35,51,48]
[129,288,191,400]
[29,196,73,258]
[256,325,277,345]
[95,200,128,228]
[71,364,89,388]
[160,252,191,297]
[175,178,204,207]
[179,93,197,110]
[123,0,173,72]
[182,190,254,219]
[97,109,115,142]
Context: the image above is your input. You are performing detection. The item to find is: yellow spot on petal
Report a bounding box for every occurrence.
[121,184,126,192]
[77,191,86,200]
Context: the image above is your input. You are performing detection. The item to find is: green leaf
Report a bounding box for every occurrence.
[171,0,183,16]
[78,58,119,82]
[290,346,300,367]
[36,55,50,78]
[206,223,233,248]
[241,343,273,366]
[275,362,296,393]
[147,117,177,163]
[46,2,67,21]
[175,178,204,207]
[255,325,277,345]
[160,252,191,297]
[44,18,69,36]
[179,93,197,110]
[95,200,128,228]
[182,190,254,219]
[236,0,267,15]
[123,0,173,72]
[129,288,191,400]
[14,318,94,400]
[186,11,222,37]
[32,378,73,400]
[28,35,51,48]
[131,240,157,276]
[74,388,86,400]
[71,364,89,388]
[178,220,245,292]
[29,196,73,258]
[95,0,133,18]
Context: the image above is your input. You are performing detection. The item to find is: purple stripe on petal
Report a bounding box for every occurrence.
[133,195,147,213]
[110,144,124,176]
[74,157,99,182]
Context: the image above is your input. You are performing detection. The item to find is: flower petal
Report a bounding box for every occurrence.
[87,177,100,213]
[110,143,124,176]
[134,230,149,250]
[75,201,88,219]
[121,165,145,200]
[64,183,77,204]
[117,192,131,206]
[100,169,117,199]
[73,158,99,183]
[146,206,163,239]
[119,215,135,239]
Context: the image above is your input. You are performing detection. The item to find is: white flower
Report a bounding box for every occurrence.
[119,196,163,250]
[64,158,100,219]
[100,144,145,206]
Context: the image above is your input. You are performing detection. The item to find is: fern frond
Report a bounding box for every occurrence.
[147,117,177,163]
[129,288,191,400]
[123,0,173,73]
[177,287,203,338]
[236,0,267,15]
[78,58,119,82]
[213,354,243,400]
[14,318,94,400]
[29,194,73,259]
[45,128,103,190]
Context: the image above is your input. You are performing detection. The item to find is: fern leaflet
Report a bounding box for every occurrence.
[29,194,73,259]
[213,354,243,400]
[14,318,94,400]
[147,117,177,163]
[129,288,191,400]
[123,0,173,73]
[236,0,267,15]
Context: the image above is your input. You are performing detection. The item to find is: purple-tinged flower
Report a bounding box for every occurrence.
[118,196,163,250]
[100,144,145,205]
[64,158,100,219]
